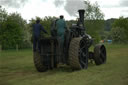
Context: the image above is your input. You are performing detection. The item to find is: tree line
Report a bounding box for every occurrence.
[0,1,128,50]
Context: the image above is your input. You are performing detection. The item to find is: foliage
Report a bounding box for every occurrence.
[84,0,104,20]
[0,6,8,48]
[100,31,112,41]
[0,7,28,49]
[0,6,8,23]
[111,17,128,43]
[40,16,58,37]
[22,23,32,49]
[111,27,127,43]
[0,6,8,40]
[112,17,128,30]
[104,18,115,31]
[84,1,105,44]
[85,20,104,44]
[29,16,57,40]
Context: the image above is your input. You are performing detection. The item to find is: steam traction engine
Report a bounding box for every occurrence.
[33,10,107,72]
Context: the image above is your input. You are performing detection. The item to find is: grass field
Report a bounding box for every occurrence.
[0,44,128,85]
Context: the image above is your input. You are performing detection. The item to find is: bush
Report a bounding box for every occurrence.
[111,27,127,43]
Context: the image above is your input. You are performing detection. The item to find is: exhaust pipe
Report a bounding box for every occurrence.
[78,9,85,28]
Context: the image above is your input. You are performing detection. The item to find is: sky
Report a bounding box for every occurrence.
[0,0,128,21]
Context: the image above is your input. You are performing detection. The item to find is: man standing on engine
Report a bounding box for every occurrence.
[33,19,47,52]
[56,15,67,63]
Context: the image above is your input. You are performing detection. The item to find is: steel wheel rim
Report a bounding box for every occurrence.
[79,38,88,69]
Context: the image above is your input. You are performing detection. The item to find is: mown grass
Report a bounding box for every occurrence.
[0,44,128,85]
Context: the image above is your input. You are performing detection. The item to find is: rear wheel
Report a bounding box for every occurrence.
[69,38,88,70]
[94,44,107,65]
[33,51,47,72]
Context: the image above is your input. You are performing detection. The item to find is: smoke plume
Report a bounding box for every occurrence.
[54,0,85,16]
[0,0,28,8]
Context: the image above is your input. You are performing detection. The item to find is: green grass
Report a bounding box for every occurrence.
[0,44,128,85]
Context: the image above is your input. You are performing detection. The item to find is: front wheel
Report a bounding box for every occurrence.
[94,44,107,65]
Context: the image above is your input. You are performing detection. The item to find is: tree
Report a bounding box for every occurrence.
[112,17,128,37]
[111,27,127,43]
[111,17,128,43]
[0,6,8,23]
[84,1,105,43]
[104,18,116,31]
[0,6,8,49]
[0,12,27,49]
[0,6,8,34]
[84,0,104,20]
[85,20,104,43]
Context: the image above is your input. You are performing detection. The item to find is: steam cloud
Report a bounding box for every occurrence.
[0,0,28,8]
[54,0,64,7]
[54,0,85,16]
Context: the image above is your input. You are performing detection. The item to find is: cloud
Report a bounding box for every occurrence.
[41,0,47,1]
[54,0,85,16]
[122,10,128,13]
[120,0,128,7]
[99,0,128,8]
[0,0,28,8]
[119,0,128,17]
[120,8,128,17]
[54,0,64,7]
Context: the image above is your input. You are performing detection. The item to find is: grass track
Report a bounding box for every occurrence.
[0,44,128,85]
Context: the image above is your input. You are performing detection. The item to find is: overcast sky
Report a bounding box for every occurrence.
[0,0,128,21]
